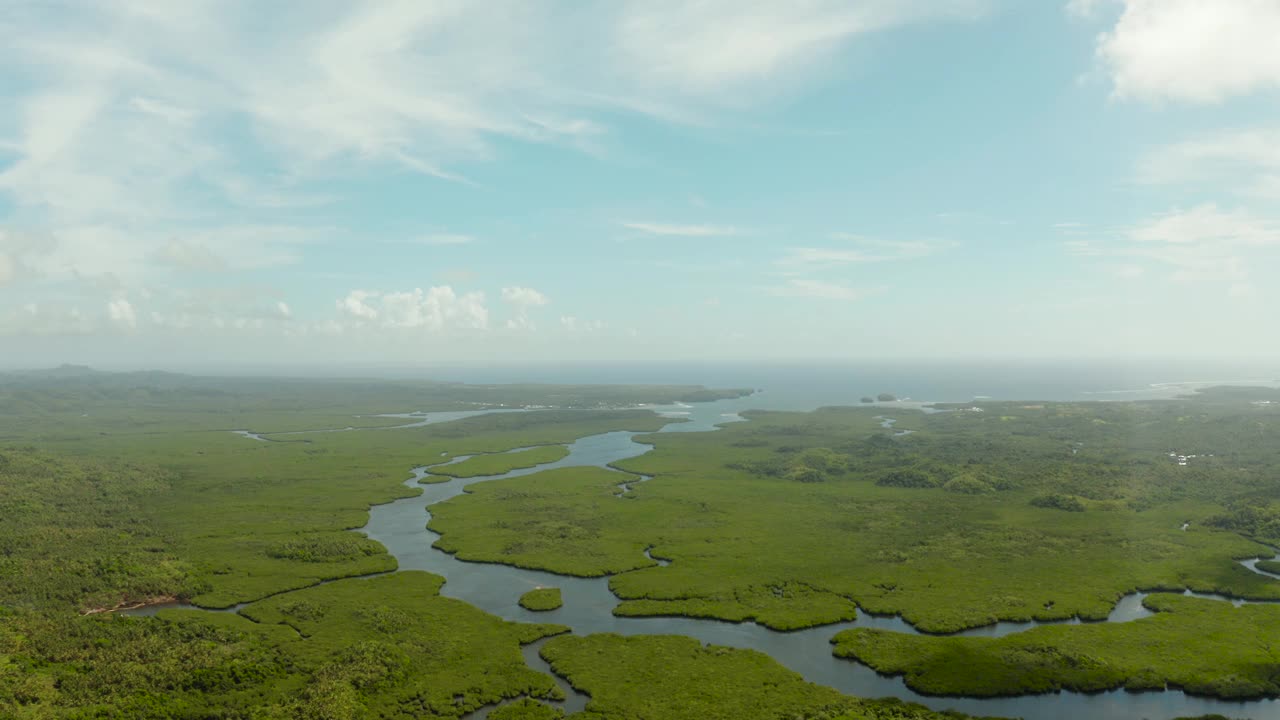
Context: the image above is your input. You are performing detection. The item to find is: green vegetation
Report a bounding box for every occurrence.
[518,588,564,611]
[431,396,1280,632]
[0,366,751,439]
[540,634,993,720]
[431,445,570,478]
[1206,500,1280,546]
[0,447,202,613]
[1256,559,1280,575]
[489,698,566,719]
[832,594,1280,699]
[1,572,568,718]
[0,370,753,718]
[431,467,665,578]
[13,407,671,609]
[241,573,568,716]
[8,368,1280,715]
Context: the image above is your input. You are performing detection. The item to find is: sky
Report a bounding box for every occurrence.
[1,0,1279,370]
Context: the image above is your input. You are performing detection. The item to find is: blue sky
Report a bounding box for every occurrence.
[1,0,1278,368]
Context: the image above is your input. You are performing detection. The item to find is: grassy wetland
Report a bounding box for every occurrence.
[430,391,1280,635]
[6,367,1280,717]
[518,588,564,611]
[431,445,572,479]
[538,634,995,720]
[832,593,1280,699]
[0,370,748,718]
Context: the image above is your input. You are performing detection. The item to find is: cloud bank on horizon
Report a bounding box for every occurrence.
[1,0,1278,367]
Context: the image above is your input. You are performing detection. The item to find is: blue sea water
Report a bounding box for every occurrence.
[413,359,1280,410]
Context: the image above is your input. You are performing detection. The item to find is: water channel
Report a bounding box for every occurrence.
[227,400,1280,719]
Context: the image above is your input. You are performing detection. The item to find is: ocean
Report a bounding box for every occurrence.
[409,359,1280,410]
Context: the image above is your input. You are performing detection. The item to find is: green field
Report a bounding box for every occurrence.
[833,593,1280,699]
[430,445,571,478]
[518,588,564,611]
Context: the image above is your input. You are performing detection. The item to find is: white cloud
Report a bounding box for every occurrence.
[769,279,880,301]
[106,298,137,328]
[275,301,292,319]
[0,1,985,325]
[1129,204,1277,247]
[501,286,550,308]
[336,287,488,330]
[1070,204,1279,287]
[1140,128,1280,200]
[337,290,380,321]
[1088,0,1280,103]
[621,222,740,237]
[0,253,13,286]
[501,286,548,331]
[615,0,986,101]
[560,316,606,332]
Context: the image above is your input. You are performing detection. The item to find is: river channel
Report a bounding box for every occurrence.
[234,399,1280,720]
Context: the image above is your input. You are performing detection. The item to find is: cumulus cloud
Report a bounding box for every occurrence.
[501,286,549,330]
[501,286,550,308]
[337,290,380,321]
[336,287,488,330]
[1085,0,1280,103]
[621,222,739,237]
[106,298,137,328]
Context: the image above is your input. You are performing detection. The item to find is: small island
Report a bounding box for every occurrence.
[518,587,563,611]
[876,393,897,402]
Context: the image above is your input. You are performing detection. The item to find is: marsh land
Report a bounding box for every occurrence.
[3,367,1280,719]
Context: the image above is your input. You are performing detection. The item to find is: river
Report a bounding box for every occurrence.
[345,398,1280,720]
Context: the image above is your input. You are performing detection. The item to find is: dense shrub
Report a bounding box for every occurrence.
[266,535,381,563]
[943,474,995,495]
[876,469,940,489]
[1030,493,1086,512]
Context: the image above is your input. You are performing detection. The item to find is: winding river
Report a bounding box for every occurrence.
[242,400,1280,720]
